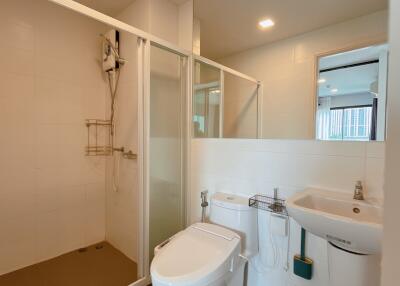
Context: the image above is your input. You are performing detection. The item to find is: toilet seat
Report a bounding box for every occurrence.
[151,223,241,286]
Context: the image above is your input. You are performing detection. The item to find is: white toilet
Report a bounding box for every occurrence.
[151,192,258,286]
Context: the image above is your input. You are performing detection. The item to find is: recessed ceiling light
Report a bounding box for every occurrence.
[318,78,326,84]
[258,19,275,29]
[331,88,338,93]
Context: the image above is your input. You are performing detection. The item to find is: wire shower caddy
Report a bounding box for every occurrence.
[85,119,113,156]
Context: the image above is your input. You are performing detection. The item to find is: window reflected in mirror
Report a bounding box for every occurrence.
[316,44,388,141]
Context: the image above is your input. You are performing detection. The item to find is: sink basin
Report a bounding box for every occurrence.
[286,188,383,254]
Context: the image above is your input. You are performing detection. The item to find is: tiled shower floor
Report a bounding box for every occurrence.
[0,242,137,286]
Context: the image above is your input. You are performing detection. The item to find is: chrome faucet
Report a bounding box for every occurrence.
[200,190,209,223]
[353,181,364,200]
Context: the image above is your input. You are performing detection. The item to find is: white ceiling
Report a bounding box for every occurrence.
[195,0,388,59]
[318,44,387,97]
[318,64,379,97]
[319,44,388,70]
[76,0,189,16]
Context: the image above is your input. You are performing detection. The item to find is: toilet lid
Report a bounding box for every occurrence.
[151,223,241,286]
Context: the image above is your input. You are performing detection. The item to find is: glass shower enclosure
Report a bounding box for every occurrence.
[148,44,188,261]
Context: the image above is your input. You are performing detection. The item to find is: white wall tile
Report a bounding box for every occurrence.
[366,142,386,158]
[364,156,385,200]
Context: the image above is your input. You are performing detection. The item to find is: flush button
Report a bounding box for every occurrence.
[353,207,360,214]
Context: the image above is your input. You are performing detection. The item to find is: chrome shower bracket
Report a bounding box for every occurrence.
[113,147,137,160]
[113,147,125,153]
[201,190,209,223]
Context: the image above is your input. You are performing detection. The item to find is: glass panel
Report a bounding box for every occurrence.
[149,45,186,261]
[223,72,258,138]
[193,61,221,138]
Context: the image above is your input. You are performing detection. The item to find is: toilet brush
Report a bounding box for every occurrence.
[293,228,313,280]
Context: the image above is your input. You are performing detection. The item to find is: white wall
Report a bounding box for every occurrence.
[381,0,400,285]
[149,0,193,49]
[0,0,107,275]
[116,0,150,31]
[149,0,179,44]
[116,0,193,50]
[193,17,201,55]
[191,139,385,286]
[218,11,388,139]
[178,0,194,51]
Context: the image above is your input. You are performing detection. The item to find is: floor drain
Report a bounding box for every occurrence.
[95,244,104,250]
[78,248,88,253]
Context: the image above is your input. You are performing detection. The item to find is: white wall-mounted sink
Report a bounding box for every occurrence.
[287,188,382,254]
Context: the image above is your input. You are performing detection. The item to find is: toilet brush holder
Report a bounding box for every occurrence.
[294,228,313,280]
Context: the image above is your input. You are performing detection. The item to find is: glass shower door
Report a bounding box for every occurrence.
[148,44,187,261]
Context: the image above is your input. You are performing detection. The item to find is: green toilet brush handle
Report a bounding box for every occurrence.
[294,227,313,280]
[301,228,306,260]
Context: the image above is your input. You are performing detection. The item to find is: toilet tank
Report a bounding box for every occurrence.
[209,192,258,257]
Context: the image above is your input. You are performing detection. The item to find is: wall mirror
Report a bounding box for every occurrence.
[316,44,388,141]
[193,0,389,140]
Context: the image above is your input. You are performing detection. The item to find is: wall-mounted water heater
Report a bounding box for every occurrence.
[102,29,120,72]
